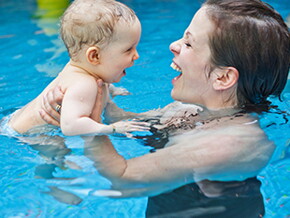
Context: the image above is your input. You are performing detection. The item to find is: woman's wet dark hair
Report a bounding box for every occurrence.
[204,0,290,111]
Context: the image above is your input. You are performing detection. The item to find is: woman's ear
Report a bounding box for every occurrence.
[86,46,100,65]
[212,67,239,91]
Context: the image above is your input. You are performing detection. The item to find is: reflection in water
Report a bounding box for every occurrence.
[33,0,70,77]
[0,102,287,215]
[12,126,85,205]
[44,186,82,205]
[34,0,69,36]
[286,15,290,27]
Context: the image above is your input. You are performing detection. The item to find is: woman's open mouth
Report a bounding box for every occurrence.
[171,62,182,84]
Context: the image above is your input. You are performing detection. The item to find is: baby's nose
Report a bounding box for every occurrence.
[133,50,139,60]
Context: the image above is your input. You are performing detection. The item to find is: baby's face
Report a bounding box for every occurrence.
[96,19,141,83]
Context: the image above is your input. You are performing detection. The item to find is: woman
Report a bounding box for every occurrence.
[40,0,289,217]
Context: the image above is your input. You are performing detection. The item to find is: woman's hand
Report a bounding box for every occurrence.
[39,79,105,127]
[39,86,64,126]
[108,84,131,98]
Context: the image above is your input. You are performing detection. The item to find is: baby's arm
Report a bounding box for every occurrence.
[61,79,149,136]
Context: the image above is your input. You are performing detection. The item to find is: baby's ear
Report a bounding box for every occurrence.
[86,46,100,65]
[212,67,239,91]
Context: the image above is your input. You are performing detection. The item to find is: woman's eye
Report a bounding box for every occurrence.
[184,42,191,47]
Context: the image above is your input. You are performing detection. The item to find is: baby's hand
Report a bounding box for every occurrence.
[110,120,150,135]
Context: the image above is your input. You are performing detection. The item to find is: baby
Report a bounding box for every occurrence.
[8,0,149,136]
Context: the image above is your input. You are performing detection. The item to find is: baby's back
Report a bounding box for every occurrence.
[8,76,61,134]
[8,63,109,134]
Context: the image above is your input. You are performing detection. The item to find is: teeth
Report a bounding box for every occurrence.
[170,62,182,72]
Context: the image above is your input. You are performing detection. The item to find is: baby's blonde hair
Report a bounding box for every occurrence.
[60,0,137,61]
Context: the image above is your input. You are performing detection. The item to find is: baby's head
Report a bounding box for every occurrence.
[60,0,138,61]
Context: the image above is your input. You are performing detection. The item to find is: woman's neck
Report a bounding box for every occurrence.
[200,106,242,119]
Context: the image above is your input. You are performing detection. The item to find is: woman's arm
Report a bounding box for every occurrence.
[102,99,138,124]
[84,124,274,197]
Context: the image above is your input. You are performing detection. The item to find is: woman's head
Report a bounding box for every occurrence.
[60,0,137,61]
[204,0,290,107]
[170,7,222,108]
[170,0,289,110]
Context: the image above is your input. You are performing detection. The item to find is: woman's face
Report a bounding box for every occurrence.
[170,7,215,105]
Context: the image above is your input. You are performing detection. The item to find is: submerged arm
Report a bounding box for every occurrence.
[84,123,274,197]
[103,99,138,124]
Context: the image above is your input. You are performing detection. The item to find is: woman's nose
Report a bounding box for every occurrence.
[170,40,181,55]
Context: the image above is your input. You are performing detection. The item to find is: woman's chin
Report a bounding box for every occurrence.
[171,89,181,101]
[171,90,197,104]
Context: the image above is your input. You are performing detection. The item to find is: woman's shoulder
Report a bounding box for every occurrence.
[181,112,272,147]
[168,111,265,139]
[165,113,275,181]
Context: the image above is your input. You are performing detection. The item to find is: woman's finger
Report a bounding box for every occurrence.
[129,126,150,131]
[125,132,134,138]
[128,121,151,127]
[42,91,61,121]
[90,79,104,121]
[95,79,104,114]
[39,109,60,126]
[52,86,65,105]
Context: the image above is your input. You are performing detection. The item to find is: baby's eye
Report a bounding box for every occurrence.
[126,47,133,52]
[184,42,191,48]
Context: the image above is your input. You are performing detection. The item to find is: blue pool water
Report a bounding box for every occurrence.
[0,0,289,217]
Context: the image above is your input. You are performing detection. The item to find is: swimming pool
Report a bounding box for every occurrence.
[0,0,289,217]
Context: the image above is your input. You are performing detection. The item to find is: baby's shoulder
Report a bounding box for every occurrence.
[59,70,98,90]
